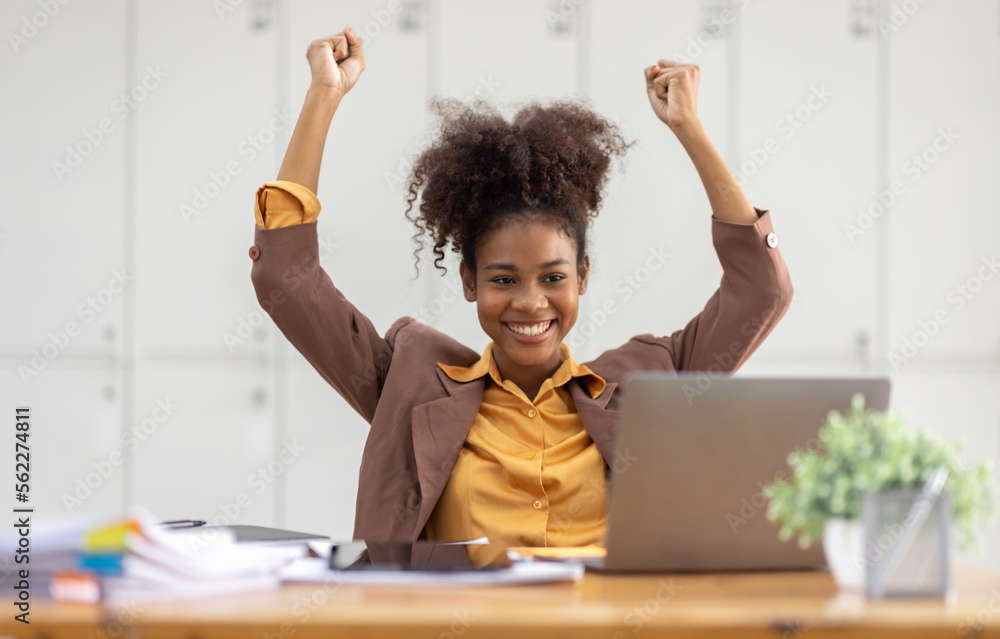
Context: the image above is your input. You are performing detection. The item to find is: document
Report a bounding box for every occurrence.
[279,556,584,586]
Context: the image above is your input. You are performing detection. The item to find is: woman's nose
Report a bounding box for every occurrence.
[512,285,548,312]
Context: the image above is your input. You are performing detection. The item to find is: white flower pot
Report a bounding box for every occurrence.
[822,517,865,590]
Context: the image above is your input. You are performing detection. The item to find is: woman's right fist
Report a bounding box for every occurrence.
[306,26,365,96]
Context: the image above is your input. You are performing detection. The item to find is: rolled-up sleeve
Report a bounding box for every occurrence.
[668,207,793,371]
[623,207,793,374]
[249,181,395,423]
[254,180,321,229]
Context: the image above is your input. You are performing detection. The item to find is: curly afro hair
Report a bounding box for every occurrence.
[403,97,633,280]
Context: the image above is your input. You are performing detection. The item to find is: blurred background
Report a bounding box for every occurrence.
[1,0,998,571]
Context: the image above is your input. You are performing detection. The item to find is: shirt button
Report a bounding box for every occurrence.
[527,409,537,417]
[249,245,261,261]
[532,500,542,510]
[527,452,536,460]
[766,233,778,248]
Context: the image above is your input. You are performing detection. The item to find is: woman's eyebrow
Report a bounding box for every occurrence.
[483,258,570,271]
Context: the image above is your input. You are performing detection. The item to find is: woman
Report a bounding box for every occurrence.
[249,26,793,548]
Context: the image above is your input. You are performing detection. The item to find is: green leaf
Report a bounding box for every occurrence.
[763,394,996,551]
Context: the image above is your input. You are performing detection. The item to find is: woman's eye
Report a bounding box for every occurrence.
[491,275,565,285]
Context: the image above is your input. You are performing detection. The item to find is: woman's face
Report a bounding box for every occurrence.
[459,217,589,380]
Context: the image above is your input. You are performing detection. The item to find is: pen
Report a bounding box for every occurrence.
[158,520,207,529]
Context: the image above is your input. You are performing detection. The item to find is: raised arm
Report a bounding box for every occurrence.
[276,26,364,192]
[638,60,792,371]
[644,60,758,225]
[250,28,400,423]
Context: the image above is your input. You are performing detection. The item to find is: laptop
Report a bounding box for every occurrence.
[587,373,891,572]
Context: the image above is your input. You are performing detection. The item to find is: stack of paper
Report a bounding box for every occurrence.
[0,509,309,604]
[0,514,105,603]
[101,511,307,604]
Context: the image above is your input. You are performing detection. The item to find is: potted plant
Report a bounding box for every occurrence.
[763,393,995,589]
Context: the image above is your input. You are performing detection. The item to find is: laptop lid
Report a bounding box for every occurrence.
[601,374,891,572]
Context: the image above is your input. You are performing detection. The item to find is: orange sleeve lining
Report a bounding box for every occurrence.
[254,180,321,229]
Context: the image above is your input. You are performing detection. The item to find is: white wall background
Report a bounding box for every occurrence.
[1,0,998,573]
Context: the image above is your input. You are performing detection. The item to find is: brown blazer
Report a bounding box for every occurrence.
[249,207,793,542]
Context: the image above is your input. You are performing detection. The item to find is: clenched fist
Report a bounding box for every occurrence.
[306,26,366,97]
[645,60,700,133]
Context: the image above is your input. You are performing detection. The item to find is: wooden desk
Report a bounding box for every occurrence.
[5,564,1000,638]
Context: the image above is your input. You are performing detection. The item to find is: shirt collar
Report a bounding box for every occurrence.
[437,342,607,399]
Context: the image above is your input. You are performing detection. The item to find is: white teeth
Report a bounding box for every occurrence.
[506,321,552,336]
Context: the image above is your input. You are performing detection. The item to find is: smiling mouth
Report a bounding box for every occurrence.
[503,320,554,337]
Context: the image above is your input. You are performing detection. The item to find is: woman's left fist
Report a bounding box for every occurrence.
[645,60,700,132]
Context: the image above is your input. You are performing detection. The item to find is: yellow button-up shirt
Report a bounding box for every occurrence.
[255,180,610,547]
[424,342,609,547]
